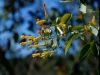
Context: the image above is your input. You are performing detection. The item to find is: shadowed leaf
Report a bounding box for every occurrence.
[79,43,91,60]
[91,41,98,58]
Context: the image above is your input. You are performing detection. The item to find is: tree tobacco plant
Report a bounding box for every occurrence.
[20,1,99,60]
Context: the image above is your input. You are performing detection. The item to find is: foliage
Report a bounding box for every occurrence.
[20,0,99,60]
[0,0,99,75]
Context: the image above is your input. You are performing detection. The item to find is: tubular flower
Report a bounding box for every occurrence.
[21,35,34,39]
[36,19,46,29]
[20,41,32,46]
[32,51,55,58]
[28,44,46,49]
[20,3,64,58]
[32,53,41,58]
[32,36,42,42]
[36,19,46,26]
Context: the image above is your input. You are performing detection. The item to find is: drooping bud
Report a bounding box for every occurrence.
[43,3,48,21]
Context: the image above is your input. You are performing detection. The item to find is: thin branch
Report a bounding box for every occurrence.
[27,58,36,75]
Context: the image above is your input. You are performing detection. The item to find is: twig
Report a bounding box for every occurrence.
[27,58,36,75]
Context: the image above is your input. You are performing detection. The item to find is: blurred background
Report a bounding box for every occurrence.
[0,0,99,75]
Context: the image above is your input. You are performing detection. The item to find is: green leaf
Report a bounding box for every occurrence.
[65,34,81,55]
[79,43,91,60]
[90,41,98,58]
[65,39,72,55]
[65,34,74,44]
[59,13,72,25]
[72,25,83,31]
[65,34,81,44]
[71,34,81,40]
[80,34,88,41]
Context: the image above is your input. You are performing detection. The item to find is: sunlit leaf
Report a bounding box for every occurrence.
[65,34,81,44]
[65,34,81,54]
[71,34,81,40]
[59,13,72,25]
[79,3,86,13]
[72,25,83,31]
[65,39,72,55]
[89,24,98,36]
[79,43,91,60]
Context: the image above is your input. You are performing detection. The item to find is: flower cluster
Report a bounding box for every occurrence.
[20,3,67,58]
